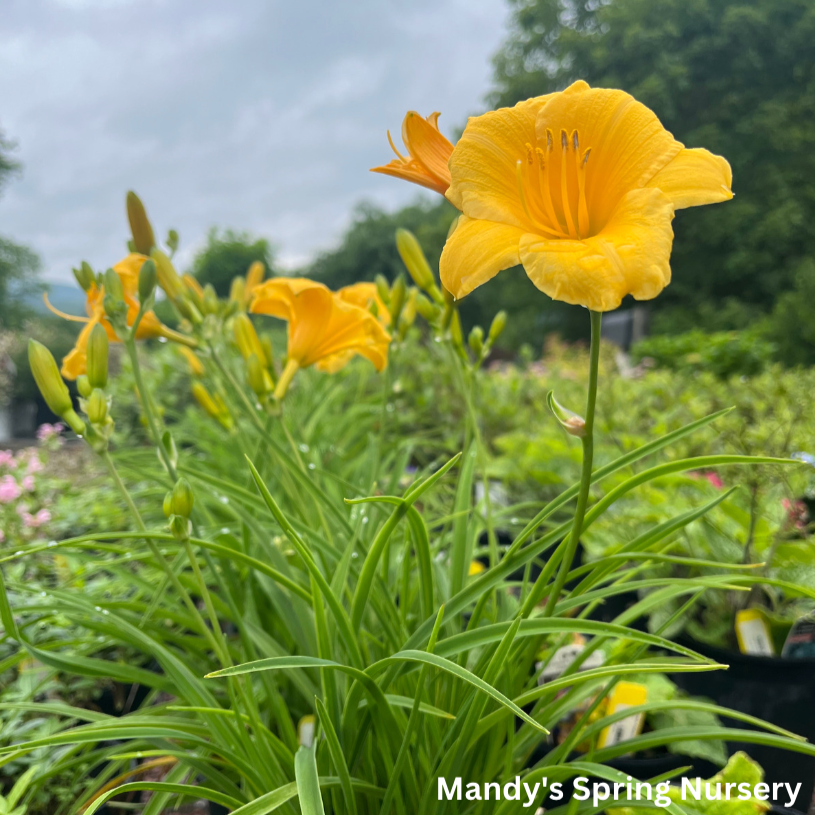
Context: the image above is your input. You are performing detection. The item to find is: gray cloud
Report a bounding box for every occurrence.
[0,0,508,283]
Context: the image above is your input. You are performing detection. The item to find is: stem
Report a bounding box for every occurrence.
[541,309,602,617]
[274,358,299,401]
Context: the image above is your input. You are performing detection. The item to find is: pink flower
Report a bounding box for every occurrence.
[703,472,724,490]
[22,509,51,529]
[35,509,51,526]
[21,512,35,528]
[26,455,43,475]
[21,475,35,492]
[37,423,65,443]
[0,451,13,468]
[0,475,21,503]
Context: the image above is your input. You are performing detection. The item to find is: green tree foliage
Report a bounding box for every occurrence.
[191,227,275,296]
[491,0,815,332]
[0,128,42,329]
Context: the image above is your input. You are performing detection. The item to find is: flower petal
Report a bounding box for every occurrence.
[370,158,449,195]
[401,111,454,190]
[520,188,675,312]
[446,96,554,227]
[439,215,524,299]
[250,278,329,321]
[646,147,733,209]
[536,87,682,230]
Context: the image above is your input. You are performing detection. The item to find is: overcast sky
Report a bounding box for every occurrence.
[0,0,509,285]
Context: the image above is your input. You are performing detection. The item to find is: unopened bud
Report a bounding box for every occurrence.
[389,274,406,323]
[163,490,173,518]
[169,514,191,541]
[138,258,157,302]
[233,313,266,365]
[400,288,417,331]
[468,325,484,357]
[179,346,204,376]
[202,284,219,315]
[76,374,92,398]
[126,191,156,255]
[488,311,507,345]
[87,323,109,388]
[192,382,219,418]
[375,274,391,305]
[28,340,73,418]
[414,292,437,321]
[260,335,275,373]
[171,477,195,518]
[245,261,265,298]
[547,392,586,438]
[166,229,179,254]
[72,262,95,292]
[104,268,124,302]
[183,274,204,308]
[396,228,435,291]
[151,248,185,300]
[246,353,269,396]
[87,388,108,425]
[230,276,246,306]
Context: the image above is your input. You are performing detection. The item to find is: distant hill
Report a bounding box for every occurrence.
[24,283,87,316]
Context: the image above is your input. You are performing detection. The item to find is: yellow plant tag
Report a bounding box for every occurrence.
[597,681,648,749]
[735,608,775,656]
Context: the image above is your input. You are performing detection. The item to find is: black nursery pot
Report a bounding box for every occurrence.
[209,804,229,815]
[670,635,815,810]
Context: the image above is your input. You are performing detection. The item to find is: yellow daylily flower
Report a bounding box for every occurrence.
[371,111,454,195]
[47,253,177,380]
[244,261,265,304]
[337,282,391,327]
[437,81,733,312]
[249,278,391,399]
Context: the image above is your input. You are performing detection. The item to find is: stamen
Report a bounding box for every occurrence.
[535,147,568,237]
[559,129,577,237]
[572,130,579,152]
[387,130,407,162]
[43,292,90,323]
[577,148,591,238]
[515,159,534,225]
[525,142,534,165]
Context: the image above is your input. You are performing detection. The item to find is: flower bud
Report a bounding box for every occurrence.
[72,261,95,292]
[87,323,109,389]
[233,313,266,365]
[488,311,507,345]
[183,274,204,308]
[76,374,92,398]
[468,325,484,357]
[104,268,125,302]
[151,248,185,300]
[126,191,156,255]
[179,346,204,376]
[28,340,73,418]
[169,514,191,541]
[171,477,195,518]
[202,284,219,315]
[389,274,406,323]
[400,288,417,331]
[246,353,269,396]
[375,274,391,305]
[547,391,586,438]
[163,490,173,518]
[138,258,157,303]
[230,276,246,306]
[414,292,437,321]
[260,335,275,373]
[245,261,265,298]
[192,382,219,419]
[396,228,435,291]
[86,388,108,425]
[166,228,179,255]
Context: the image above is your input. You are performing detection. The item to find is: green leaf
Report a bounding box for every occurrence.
[295,746,326,815]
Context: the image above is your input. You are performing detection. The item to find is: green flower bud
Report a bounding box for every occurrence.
[76,374,92,398]
[126,191,156,255]
[233,313,266,365]
[87,323,109,389]
[389,274,406,324]
[86,388,108,425]
[28,340,73,417]
[488,310,507,345]
[395,228,435,291]
[104,268,124,302]
[163,490,173,518]
[468,325,484,357]
[169,514,191,541]
[260,334,275,373]
[72,262,95,292]
[375,274,391,305]
[230,276,246,306]
[171,478,195,518]
[138,258,157,303]
[547,391,586,438]
[246,353,269,396]
[166,228,179,254]
[202,284,219,315]
[414,292,437,321]
[151,248,185,300]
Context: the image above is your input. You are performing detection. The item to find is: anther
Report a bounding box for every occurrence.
[546,129,553,151]
[572,130,579,152]
[525,142,535,164]
[561,130,568,151]
[582,148,591,167]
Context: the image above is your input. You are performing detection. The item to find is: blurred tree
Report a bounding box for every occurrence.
[491,0,815,335]
[191,228,275,296]
[0,128,42,329]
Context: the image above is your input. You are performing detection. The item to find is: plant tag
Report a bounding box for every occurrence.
[782,614,815,659]
[735,608,775,656]
[537,643,604,684]
[597,682,648,749]
[298,715,315,748]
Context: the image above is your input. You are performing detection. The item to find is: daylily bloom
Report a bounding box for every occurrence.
[337,282,391,326]
[434,81,732,312]
[47,253,186,379]
[371,111,454,195]
[249,278,391,399]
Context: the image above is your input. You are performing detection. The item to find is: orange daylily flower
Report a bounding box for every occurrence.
[337,282,391,326]
[249,278,391,398]
[47,253,179,379]
[435,81,732,312]
[371,111,454,195]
